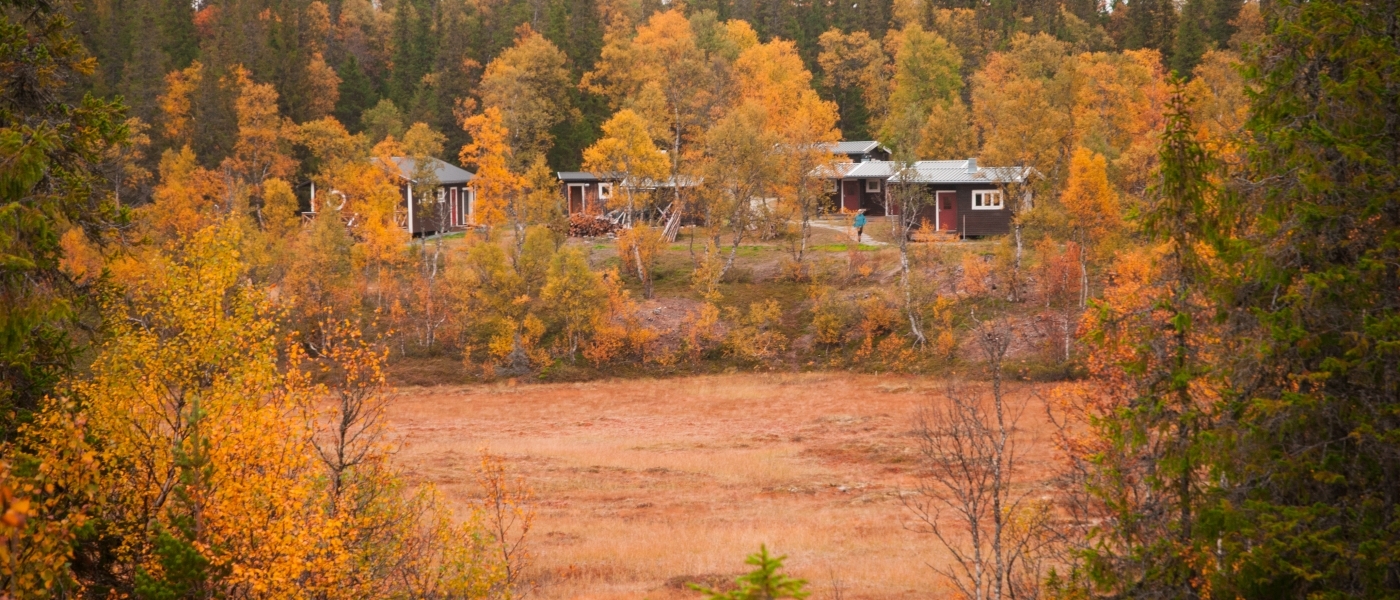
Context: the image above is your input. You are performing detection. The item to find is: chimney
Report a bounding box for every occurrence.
[966,158,978,173]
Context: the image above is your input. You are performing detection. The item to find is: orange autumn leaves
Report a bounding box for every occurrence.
[6,222,527,598]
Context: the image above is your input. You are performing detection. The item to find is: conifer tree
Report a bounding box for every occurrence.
[1211,0,1400,594]
[0,0,128,439]
[1171,0,1211,76]
[1117,0,1177,57]
[691,546,810,600]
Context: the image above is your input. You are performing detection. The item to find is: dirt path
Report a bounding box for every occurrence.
[387,373,1058,599]
[808,220,889,246]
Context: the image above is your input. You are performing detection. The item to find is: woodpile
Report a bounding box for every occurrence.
[569,214,619,237]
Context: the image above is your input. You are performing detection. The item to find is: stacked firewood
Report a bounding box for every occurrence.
[568,214,618,237]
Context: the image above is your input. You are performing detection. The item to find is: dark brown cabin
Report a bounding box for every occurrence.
[823,158,1036,237]
[557,172,617,215]
[377,156,477,235]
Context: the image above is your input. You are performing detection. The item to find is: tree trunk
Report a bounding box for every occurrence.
[899,226,927,346]
[634,242,651,299]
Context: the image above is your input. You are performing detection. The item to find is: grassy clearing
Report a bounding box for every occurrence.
[389,373,1061,599]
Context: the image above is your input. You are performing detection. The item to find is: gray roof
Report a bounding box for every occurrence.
[827,140,888,155]
[834,159,1036,184]
[557,171,607,182]
[379,156,475,185]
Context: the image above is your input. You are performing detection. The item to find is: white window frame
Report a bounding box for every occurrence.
[598,182,613,201]
[830,179,839,194]
[972,189,1004,210]
[449,187,459,226]
[865,179,881,193]
[567,183,588,213]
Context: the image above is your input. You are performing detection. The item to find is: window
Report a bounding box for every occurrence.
[598,182,613,201]
[865,179,881,193]
[972,190,1003,210]
[831,179,839,194]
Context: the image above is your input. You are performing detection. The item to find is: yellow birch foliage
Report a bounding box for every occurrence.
[810,285,851,347]
[817,28,889,124]
[583,10,715,190]
[582,109,669,211]
[972,35,1073,184]
[616,221,664,297]
[158,61,203,146]
[1070,49,1168,197]
[33,221,517,597]
[143,145,227,241]
[479,27,575,164]
[82,223,335,594]
[882,24,964,149]
[303,52,342,120]
[723,300,789,366]
[735,39,840,141]
[460,107,523,227]
[225,66,299,187]
[1186,49,1250,161]
[1062,147,1122,247]
[583,269,660,366]
[261,177,301,238]
[0,404,100,597]
[541,246,608,358]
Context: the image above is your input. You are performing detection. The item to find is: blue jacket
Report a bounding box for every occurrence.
[853,214,867,228]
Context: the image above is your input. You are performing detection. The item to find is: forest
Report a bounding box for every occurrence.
[1,0,1398,595]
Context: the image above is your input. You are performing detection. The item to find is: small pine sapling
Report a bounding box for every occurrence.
[690,545,811,600]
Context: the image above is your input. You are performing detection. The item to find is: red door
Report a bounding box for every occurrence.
[842,180,860,212]
[937,191,957,231]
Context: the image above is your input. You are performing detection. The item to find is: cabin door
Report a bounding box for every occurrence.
[568,184,587,214]
[842,180,860,212]
[936,191,957,231]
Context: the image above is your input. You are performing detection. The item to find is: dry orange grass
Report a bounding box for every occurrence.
[386,373,1061,599]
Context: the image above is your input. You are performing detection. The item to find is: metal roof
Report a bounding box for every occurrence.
[827,140,888,155]
[833,159,1036,184]
[557,171,608,182]
[379,157,475,185]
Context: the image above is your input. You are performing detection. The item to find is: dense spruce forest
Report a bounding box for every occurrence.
[72,0,1236,169]
[3,0,1399,596]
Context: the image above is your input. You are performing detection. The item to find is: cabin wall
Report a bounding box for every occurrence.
[911,183,1013,237]
[858,182,888,216]
[826,179,891,215]
[561,181,616,214]
[401,183,471,235]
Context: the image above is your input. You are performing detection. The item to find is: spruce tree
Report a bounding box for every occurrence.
[0,0,129,440]
[158,0,199,69]
[335,55,378,131]
[1120,0,1177,56]
[1206,0,1242,49]
[691,546,811,600]
[1212,0,1400,595]
[119,0,174,123]
[1170,0,1210,76]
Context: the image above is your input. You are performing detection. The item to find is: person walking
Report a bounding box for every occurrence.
[853,209,867,243]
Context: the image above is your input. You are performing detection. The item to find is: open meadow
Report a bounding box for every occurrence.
[387,373,1060,599]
